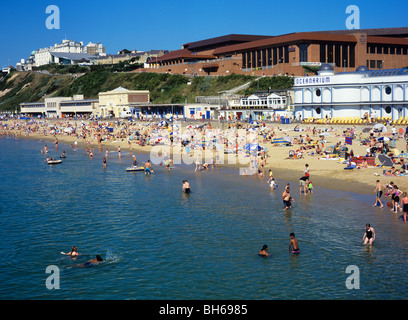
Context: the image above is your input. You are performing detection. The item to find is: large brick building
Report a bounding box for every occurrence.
[148,27,408,77]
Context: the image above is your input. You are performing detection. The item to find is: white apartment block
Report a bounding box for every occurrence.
[34,40,104,67]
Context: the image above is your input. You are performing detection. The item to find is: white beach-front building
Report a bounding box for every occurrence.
[293,64,408,122]
[221,91,292,121]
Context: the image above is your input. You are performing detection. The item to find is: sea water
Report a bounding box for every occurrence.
[0,136,408,300]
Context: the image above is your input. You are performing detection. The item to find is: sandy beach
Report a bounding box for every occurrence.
[2,117,408,196]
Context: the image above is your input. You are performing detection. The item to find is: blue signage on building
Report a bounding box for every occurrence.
[295,76,331,86]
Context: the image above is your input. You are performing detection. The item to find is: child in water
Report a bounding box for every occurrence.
[308,181,314,193]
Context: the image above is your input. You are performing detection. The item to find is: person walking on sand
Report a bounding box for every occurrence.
[363,224,375,245]
[373,180,384,208]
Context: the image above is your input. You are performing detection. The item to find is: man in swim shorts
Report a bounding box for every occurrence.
[373,180,384,208]
[282,187,291,210]
[144,160,154,175]
[289,233,300,254]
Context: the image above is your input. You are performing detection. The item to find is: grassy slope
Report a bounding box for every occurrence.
[0,71,293,111]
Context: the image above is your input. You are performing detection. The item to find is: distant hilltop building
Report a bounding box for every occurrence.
[31,39,105,67]
[92,49,168,66]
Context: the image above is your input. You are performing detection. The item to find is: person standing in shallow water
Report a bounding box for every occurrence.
[373,180,384,208]
[289,233,299,254]
[363,224,375,245]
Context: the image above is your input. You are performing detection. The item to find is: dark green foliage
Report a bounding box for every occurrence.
[243,76,294,95]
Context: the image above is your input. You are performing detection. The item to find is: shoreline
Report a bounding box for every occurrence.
[2,118,408,197]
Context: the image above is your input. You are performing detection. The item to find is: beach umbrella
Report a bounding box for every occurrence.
[378,136,390,142]
[373,123,387,133]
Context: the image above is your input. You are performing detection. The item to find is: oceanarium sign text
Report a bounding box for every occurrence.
[294,76,331,86]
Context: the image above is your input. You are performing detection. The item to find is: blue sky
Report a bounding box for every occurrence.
[1,0,407,67]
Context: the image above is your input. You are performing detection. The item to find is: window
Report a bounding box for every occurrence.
[377,60,383,69]
[262,49,266,67]
[284,46,289,63]
[335,45,341,67]
[315,107,321,115]
[390,46,395,55]
[316,89,321,97]
[278,46,284,63]
[342,45,348,67]
[299,44,309,63]
[349,45,355,67]
[257,50,261,68]
[273,47,277,65]
[267,48,272,66]
[385,106,392,114]
[320,44,326,63]
[385,86,392,95]
[396,47,401,55]
[369,60,376,69]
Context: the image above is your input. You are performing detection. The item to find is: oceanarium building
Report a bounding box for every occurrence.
[293,64,408,122]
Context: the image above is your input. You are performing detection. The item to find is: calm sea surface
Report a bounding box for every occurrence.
[1,136,408,300]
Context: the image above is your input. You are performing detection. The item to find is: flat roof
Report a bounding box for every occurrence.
[213,32,357,55]
[149,49,215,63]
[315,27,408,38]
[183,34,272,51]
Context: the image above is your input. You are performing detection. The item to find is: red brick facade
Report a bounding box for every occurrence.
[147,29,408,77]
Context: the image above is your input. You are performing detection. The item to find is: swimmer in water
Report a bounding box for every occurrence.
[289,233,300,254]
[259,245,269,257]
[64,246,79,258]
[182,180,190,193]
[363,224,375,245]
[82,255,103,267]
